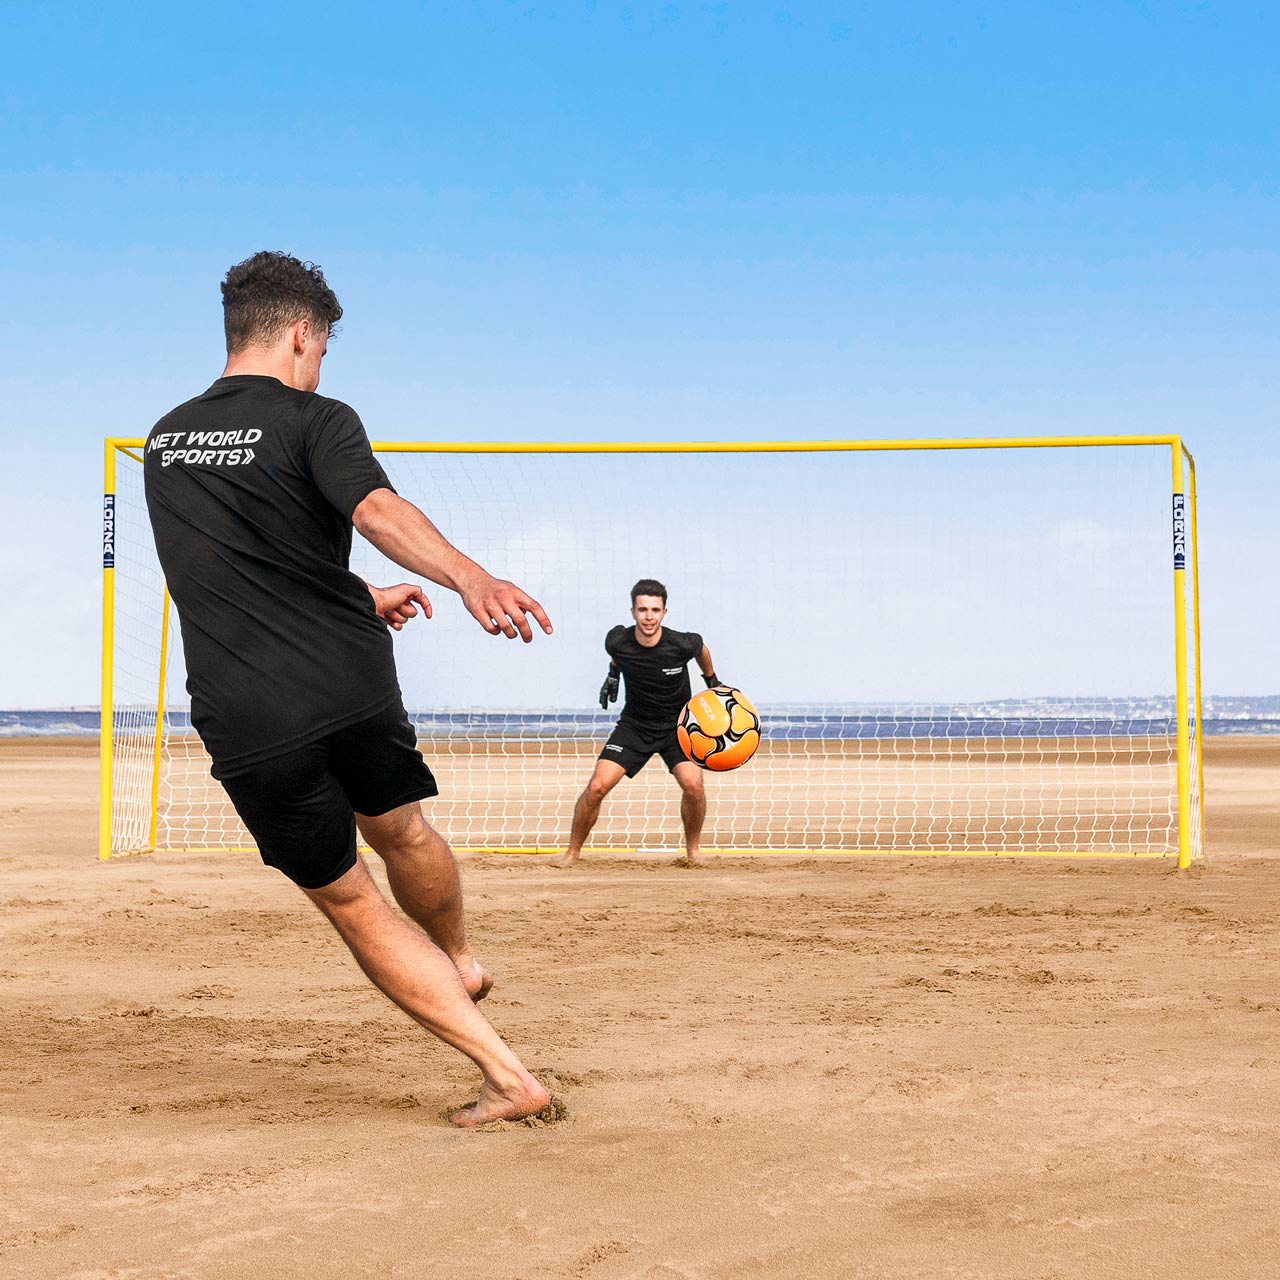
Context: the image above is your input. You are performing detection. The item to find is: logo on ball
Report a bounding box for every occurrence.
[677,686,761,772]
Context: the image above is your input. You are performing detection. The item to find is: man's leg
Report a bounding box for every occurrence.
[673,761,706,861]
[305,856,548,1127]
[555,759,627,867]
[357,802,492,1001]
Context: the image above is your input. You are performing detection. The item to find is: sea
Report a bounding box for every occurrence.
[4,697,1279,739]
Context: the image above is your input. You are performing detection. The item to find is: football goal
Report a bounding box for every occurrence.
[101,435,1204,866]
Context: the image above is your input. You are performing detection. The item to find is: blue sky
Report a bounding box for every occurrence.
[1,2,1276,705]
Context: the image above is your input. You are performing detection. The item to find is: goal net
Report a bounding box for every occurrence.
[101,437,1204,865]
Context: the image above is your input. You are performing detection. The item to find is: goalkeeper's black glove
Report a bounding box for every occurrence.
[599,666,621,709]
[702,673,724,689]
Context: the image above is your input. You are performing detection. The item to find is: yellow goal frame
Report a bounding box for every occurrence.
[101,434,1205,866]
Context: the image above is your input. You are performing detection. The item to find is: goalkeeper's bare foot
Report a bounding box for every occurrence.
[456,956,494,1002]
[552,851,581,869]
[449,1070,550,1128]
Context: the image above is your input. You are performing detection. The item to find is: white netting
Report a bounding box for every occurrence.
[107,441,1204,858]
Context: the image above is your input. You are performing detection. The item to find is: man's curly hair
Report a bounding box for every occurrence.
[631,578,668,605]
[221,251,343,354]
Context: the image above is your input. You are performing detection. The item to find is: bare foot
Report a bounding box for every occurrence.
[449,1072,551,1128]
[455,956,494,1002]
[551,851,580,869]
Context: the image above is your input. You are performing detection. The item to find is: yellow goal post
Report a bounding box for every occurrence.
[101,434,1204,866]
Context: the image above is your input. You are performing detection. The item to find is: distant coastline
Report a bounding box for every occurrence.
[6,697,1279,738]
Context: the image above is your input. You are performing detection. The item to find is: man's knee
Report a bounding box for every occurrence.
[587,768,627,803]
[304,857,383,920]
[584,779,613,804]
[358,802,437,858]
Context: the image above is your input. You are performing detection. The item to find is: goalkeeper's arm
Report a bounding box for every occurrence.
[599,662,620,709]
[696,644,724,689]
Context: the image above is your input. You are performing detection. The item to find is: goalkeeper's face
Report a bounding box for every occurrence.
[631,595,667,638]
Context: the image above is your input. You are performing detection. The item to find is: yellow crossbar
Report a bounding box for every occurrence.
[108,434,1179,455]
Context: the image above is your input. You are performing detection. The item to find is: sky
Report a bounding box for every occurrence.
[1,1,1276,706]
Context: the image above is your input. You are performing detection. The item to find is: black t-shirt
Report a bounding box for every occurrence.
[144,375,399,774]
[605,624,704,740]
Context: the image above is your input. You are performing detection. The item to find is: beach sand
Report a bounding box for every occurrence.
[2,737,1277,1278]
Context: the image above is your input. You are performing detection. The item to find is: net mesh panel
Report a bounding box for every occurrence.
[108,443,1203,857]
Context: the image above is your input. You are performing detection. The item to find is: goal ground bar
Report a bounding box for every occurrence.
[106,844,1177,859]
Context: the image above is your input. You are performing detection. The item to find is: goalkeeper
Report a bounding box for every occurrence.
[555,579,720,867]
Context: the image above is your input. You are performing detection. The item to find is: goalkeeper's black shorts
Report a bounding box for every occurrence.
[599,719,688,779]
[218,701,437,889]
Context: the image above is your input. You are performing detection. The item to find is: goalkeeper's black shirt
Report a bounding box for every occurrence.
[144,375,399,775]
[605,625,704,739]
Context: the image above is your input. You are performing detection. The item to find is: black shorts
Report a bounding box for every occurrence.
[218,702,438,890]
[599,720,689,779]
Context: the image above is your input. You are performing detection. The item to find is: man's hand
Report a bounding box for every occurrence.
[459,571,553,643]
[368,583,432,631]
[599,667,620,709]
[702,672,724,689]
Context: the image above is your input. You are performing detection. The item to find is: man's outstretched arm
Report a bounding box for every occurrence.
[353,488,553,642]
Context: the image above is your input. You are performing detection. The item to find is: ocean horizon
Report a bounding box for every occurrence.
[5,696,1279,739]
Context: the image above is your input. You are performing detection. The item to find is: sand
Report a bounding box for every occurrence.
[2,736,1278,1279]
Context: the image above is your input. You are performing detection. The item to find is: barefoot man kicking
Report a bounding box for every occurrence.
[556,579,721,866]
[145,250,550,1127]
